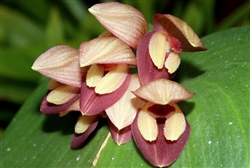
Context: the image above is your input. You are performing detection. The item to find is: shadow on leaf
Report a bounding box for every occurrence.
[41,112,79,135]
[173,59,205,83]
[178,101,195,117]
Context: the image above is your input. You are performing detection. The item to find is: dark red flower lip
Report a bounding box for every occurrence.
[131,111,191,167]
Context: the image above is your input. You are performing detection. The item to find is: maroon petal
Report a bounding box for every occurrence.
[71,116,99,149]
[80,74,131,115]
[137,31,172,85]
[108,119,132,145]
[40,93,80,115]
[147,104,175,118]
[131,112,190,167]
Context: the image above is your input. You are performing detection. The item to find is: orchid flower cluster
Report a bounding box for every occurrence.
[32,2,206,167]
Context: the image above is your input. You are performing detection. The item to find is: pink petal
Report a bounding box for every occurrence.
[79,37,136,67]
[137,31,172,85]
[168,36,182,53]
[80,74,131,115]
[32,45,86,87]
[108,119,132,145]
[132,113,190,167]
[71,116,99,149]
[40,93,80,115]
[153,14,206,52]
[133,78,195,105]
[88,2,148,48]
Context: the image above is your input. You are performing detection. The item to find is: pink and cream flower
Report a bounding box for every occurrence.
[32,2,206,167]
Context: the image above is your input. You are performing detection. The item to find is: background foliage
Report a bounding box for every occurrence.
[0,0,250,167]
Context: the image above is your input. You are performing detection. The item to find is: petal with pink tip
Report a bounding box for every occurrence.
[80,74,131,116]
[86,64,104,88]
[131,113,190,167]
[75,115,98,134]
[165,52,181,74]
[138,102,158,142]
[79,37,136,67]
[47,85,80,105]
[106,74,145,130]
[89,2,147,48]
[32,45,83,87]
[149,31,170,69]
[133,78,194,105]
[108,119,132,145]
[137,31,171,85]
[41,93,80,115]
[71,116,99,149]
[164,103,186,141]
[153,14,206,51]
[95,64,128,94]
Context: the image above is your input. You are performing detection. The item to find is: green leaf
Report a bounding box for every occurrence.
[0,26,249,168]
[1,45,44,82]
[14,0,50,23]
[0,5,44,47]
[216,1,250,31]
[0,77,37,104]
[62,0,87,22]
[45,6,64,48]
[173,26,250,167]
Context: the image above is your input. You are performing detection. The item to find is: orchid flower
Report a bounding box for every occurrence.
[132,78,194,167]
[31,45,85,115]
[31,1,207,167]
[137,14,206,84]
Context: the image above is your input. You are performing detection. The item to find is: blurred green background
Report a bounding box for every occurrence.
[1,0,249,135]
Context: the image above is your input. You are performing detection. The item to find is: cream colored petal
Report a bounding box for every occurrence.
[153,14,206,51]
[47,79,61,90]
[32,45,82,87]
[75,115,97,134]
[59,99,80,117]
[86,65,105,87]
[47,85,80,105]
[95,64,129,94]
[149,32,170,69]
[89,2,148,48]
[106,74,146,130]
[133,78,194,105]
[79,37,136,67]
[165,52,181,74]
[138,102,158,142]
[164,103,186,141]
